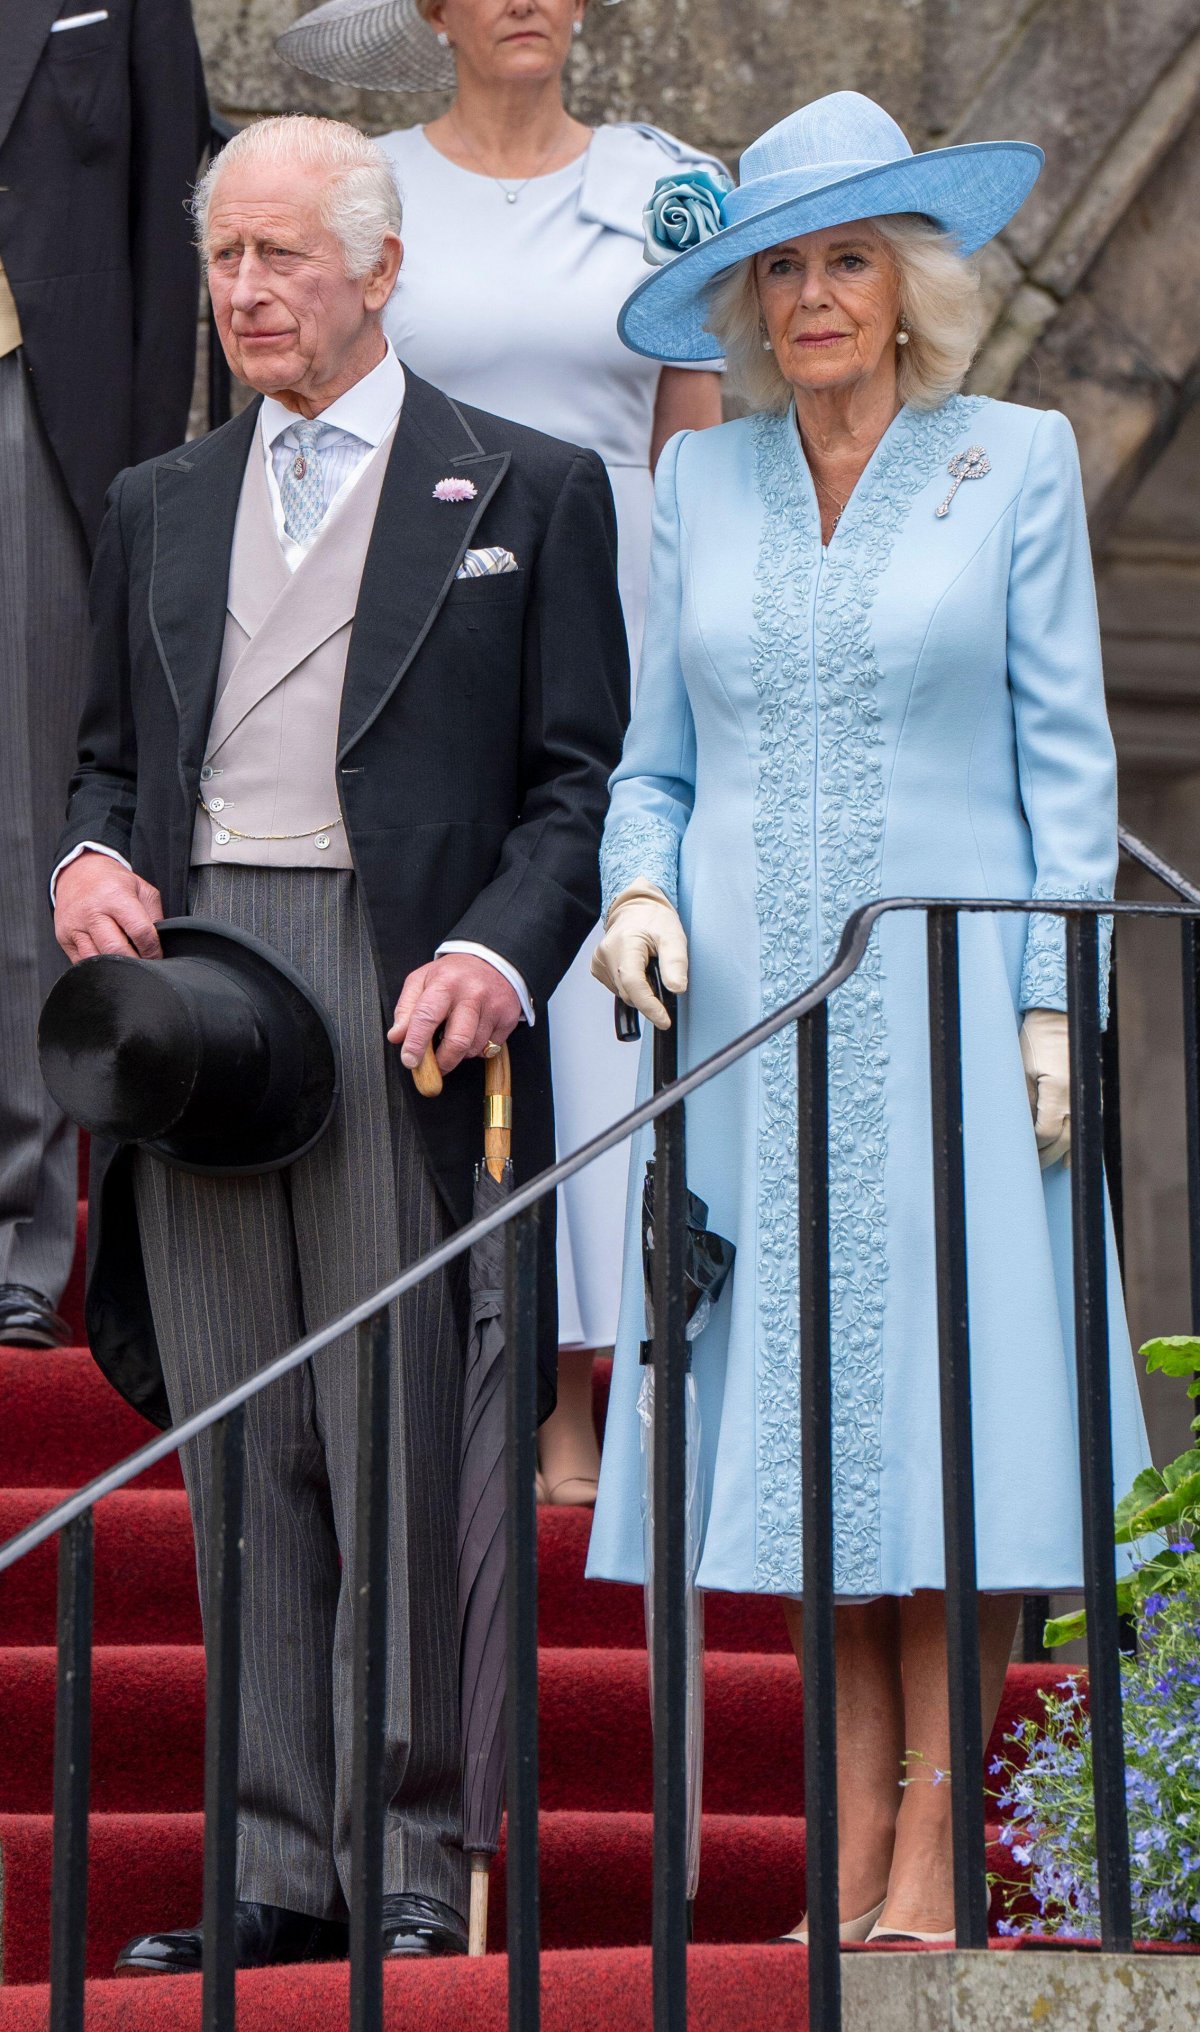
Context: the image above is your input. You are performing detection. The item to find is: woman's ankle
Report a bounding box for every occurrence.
[537,1348,601,1486]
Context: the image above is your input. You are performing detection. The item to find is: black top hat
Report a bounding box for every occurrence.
[38,919,340,1176]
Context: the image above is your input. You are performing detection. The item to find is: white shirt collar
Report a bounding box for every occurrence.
[259,340,406,452]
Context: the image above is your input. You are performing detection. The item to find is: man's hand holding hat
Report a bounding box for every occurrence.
[54,850,163,964]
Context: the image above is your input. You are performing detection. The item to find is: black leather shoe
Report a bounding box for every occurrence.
[380,1894,468,1959]
[0,1283,70,1349]
[115,1901,348,1976]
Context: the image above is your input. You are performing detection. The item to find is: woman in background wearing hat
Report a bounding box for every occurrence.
[279,0,724,1506]
[588,91,1151,1943]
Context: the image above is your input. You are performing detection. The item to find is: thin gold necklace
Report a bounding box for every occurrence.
[811,470,848,528]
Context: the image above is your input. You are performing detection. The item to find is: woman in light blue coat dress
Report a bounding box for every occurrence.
[588,92,1151,1943]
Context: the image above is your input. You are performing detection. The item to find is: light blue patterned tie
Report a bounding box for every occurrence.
[279,419,327,543]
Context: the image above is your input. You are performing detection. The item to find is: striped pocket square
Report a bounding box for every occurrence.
[456,546,519,579]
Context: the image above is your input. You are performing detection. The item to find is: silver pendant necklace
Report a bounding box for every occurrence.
[447,113,571,203]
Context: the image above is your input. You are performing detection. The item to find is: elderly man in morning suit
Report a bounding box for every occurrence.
[52,114,628,1974]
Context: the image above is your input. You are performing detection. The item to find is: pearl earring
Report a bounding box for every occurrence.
[896,324,910,346]
[436,29,451,46]
[759,318,772,353]
[572,18,583,32]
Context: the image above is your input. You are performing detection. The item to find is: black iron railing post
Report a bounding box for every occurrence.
[1101,935,1125,1277]
[650,997,688,2032]
[202,1409,246,2032]
[796,1004,841,2032]
[1181,918,1200,1331]
[926,909,988,1949]
[49,1512,93,2032]
[1066,912,1133,1951]
[349,1310,392,2032]
[506,1206,542,2032]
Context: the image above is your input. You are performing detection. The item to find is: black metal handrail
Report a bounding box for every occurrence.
[5,885,1200,2032]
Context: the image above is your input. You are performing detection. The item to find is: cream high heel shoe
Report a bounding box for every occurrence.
[777,1898,886,1945]
[866,1921,957,1945]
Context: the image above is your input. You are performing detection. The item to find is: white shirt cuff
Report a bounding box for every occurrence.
[435,942,535,1026]
[49,841,133,907]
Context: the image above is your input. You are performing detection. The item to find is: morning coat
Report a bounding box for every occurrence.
[0,0,209,548]
[57,370,630,1425]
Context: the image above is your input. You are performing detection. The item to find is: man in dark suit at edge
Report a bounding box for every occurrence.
[52,113,628,1972]
[0,0,208,1348]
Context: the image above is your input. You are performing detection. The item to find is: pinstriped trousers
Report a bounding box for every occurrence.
[134,866,467,1922]
[0,351,90,1303]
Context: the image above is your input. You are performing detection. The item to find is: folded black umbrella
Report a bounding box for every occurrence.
[457,1047,513,1956]
[638,1160,735,1362]
[410,1038,513,1956]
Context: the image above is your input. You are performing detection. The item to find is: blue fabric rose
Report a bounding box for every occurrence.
[642,169,732,267]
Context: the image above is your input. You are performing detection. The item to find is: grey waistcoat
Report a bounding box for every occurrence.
[191,426,395,871]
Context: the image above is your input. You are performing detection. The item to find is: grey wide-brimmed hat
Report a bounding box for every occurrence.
[278,0,621,95]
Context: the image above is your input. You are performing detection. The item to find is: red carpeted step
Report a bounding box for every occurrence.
[0,1492,788,1654]
[0,1490,200,1645]
[0,1643,1065,1819]
[0,1942,816,2032]
[0,1351,607,1501]
[0,1806,1033,1983]
[0,1349,180,1491]
[537,1508,789,1654]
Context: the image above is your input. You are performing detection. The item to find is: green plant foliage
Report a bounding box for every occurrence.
[1141,1337,1200,1396]
[999,1339,1200,1941]
[1044,1340,1200,1649]
[993,1584,1200,1940]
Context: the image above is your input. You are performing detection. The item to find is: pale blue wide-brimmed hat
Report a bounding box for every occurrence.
[619,91,1043,362]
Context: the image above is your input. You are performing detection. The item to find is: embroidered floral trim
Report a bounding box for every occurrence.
[749,395,987,1597]
[601,814,681,915]
[1019,881,1114,1026]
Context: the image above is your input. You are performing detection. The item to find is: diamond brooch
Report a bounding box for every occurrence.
[936,446,990,518]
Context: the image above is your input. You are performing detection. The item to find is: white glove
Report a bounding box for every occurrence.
[1019,1008,1071,1168]
[591,880,688,1031]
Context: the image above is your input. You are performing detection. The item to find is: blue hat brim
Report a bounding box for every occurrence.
[618,139,1043,362]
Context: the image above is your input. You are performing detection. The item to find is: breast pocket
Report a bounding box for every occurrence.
[441,573,525,629]
[44,13,120,161]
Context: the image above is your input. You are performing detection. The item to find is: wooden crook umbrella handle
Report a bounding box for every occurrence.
[484,1042,512,1182]
[411,1042,443,1097]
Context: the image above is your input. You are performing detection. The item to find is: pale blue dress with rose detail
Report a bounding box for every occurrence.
[585,395,1152,1599]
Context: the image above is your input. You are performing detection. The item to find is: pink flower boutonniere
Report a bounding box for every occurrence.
[433,477,478,503]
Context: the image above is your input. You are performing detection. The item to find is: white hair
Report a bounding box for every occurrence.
[705,214,984,414]
[191,115,403,280]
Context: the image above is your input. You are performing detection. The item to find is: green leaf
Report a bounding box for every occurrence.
[1117,1470,1200,1542]
[1162,1447,1200,1492]
[1123,1551,1200,1621]
[1045,1608,1087,1648]
[1114,1465,1168,1541]
[1141,1335,1200,1377]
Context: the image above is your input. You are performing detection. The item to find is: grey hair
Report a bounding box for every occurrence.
[191,115,403,280]
[704,214,983,414]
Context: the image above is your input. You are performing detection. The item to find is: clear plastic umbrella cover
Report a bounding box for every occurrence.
[638,1161,735,1904]
[638,1363,706,1901]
